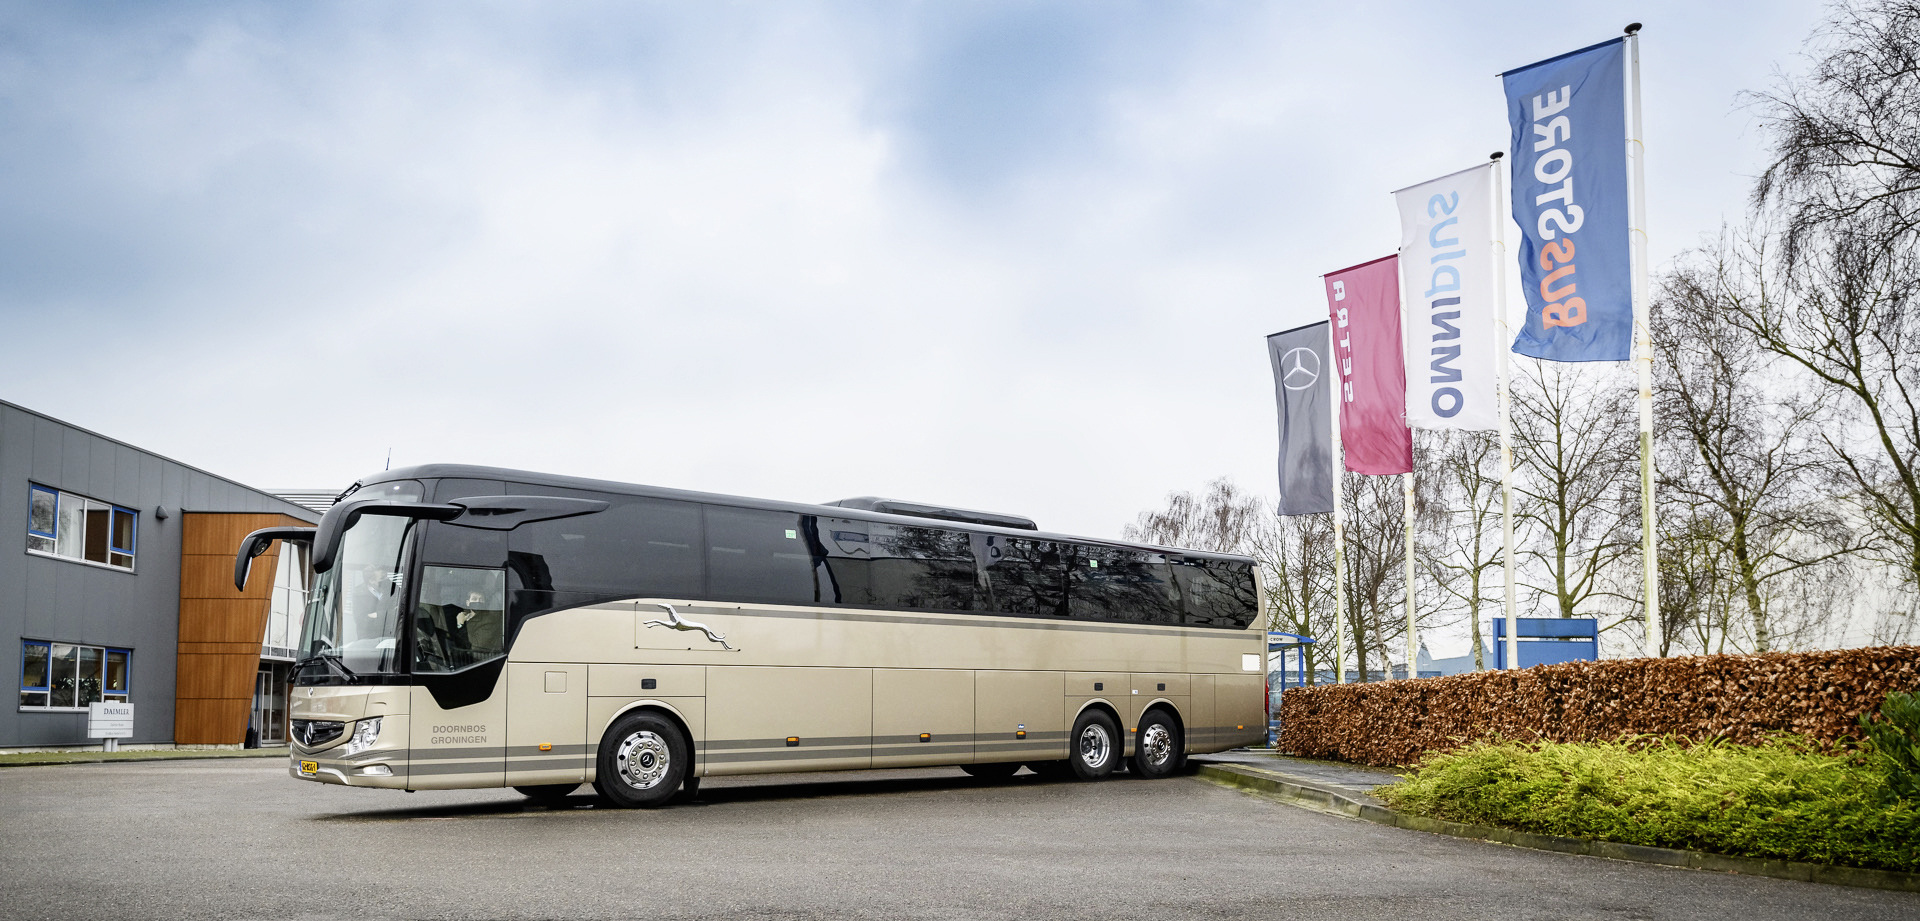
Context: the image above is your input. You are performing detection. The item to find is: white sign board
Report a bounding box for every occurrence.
[87,702,133,739]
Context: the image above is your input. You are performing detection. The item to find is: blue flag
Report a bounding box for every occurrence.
[1502,38,1630,362]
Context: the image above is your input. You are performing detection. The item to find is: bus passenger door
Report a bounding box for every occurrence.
[505,662,587,786]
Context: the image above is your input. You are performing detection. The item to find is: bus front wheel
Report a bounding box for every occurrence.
[594,711,689,809]
[1068,709,1120,781]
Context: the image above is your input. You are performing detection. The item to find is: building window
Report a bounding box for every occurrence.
[19,641,130,710]
[25,484,136,570]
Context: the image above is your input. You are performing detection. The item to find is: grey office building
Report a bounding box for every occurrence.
[4,399,319,750]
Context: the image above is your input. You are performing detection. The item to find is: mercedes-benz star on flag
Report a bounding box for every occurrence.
[1267,322,1335,516]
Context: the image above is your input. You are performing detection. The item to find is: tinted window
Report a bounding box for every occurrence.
[508,489,704,597]
[811,519,975,610]
[869,523,976,611]
[1175,559,1258,629]
[983,537,1069,617]
[1070,547,1180,624]
[705,505,815,604]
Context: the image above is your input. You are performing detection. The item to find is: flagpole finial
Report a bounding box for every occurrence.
[1624,22,1642,35]
[1489,151,1504,161]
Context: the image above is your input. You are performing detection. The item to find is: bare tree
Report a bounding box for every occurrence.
[1124,479,1337,680]
[1653,243,1866,651]
[1510,361,1640,623]
[1717,224,1920,590]
[1418,429,1506,669]
[1247,512,1339,683]
[1747,1,1920,588]
[1122,478,1261,554]
[1753,0,1920,262]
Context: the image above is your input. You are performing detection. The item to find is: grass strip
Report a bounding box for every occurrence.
[1378,737,1920,873]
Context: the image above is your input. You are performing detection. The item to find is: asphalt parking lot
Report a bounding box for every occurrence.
[1,757,1913,921]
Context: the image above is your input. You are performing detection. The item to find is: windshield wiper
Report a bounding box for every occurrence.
[294,651,357,683]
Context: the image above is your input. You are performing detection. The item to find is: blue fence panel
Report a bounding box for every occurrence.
[1491,617,1599,669]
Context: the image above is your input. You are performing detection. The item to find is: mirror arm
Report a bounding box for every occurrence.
[232,527,318,591]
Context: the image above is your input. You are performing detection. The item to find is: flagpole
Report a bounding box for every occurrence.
[1491,152,1521,672]
[1624,22,1660,657]
[1329,323,1350,684]
[1403,471,1417,679]
[1395,248,1417,682]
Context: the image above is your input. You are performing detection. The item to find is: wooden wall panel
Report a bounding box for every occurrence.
[179,600,273,644]
[175,512,311,745]
[175,698,252,746]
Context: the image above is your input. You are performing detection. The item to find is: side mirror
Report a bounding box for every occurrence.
[233,527,317,591]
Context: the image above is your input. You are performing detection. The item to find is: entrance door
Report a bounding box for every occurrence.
[252,665,289,745]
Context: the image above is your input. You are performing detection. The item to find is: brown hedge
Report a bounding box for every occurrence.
[1277,645,1920,767]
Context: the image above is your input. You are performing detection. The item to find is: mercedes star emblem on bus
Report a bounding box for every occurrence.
[1281,347,1321,391]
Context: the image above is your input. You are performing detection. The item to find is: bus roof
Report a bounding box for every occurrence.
[356,463,1258,566]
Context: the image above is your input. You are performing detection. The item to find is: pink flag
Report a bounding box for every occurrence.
[1324,256,1413,474]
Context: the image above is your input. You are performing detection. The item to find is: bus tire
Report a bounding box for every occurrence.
[960,762,1020,780]
[514,783,579,805]
[1130,709,1183,779]
[1068,709,1120,781]
[593,711,688,809]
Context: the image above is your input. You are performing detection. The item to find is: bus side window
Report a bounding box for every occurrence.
[413,566,508,674]
[704,505,815,604]
[1174,560,1258,629]
[507,491,703,598]
[986,539,1067,617]
[869,524,975,611]
[1068,547,1179,624]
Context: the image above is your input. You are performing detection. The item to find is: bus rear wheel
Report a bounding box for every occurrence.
[1130,709,1183,779]
[1068,709,1120,781]
[593,711,688,809]
[514,783,580,805]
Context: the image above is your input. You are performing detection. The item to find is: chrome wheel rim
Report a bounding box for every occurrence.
[1140,724,1173,769]
[615,730,671,790]
[1077,723,1111,768]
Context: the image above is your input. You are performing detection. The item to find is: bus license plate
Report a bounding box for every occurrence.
[299,760,318,775]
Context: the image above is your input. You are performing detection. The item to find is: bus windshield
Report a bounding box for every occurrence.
[297,481,422,677]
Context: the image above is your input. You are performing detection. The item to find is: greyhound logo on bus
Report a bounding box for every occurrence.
[642,603,735,651]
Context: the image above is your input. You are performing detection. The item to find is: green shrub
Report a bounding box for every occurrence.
[1859,690,1920,801]
[1379,737,1920,872]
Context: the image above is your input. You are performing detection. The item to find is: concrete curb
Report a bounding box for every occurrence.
[1196,762,1920,894]
[0,749,287,768]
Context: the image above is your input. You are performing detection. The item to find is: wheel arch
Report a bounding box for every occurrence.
[594,700,698,781]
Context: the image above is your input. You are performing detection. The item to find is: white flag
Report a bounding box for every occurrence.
[1395,164,1498,431]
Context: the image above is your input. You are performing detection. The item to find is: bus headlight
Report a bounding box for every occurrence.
[341,717,383,756]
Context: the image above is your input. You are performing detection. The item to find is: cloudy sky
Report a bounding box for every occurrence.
[1,1,1827,556]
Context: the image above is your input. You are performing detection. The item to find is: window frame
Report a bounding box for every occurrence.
[24,484,138,572]
[19,640,130,712]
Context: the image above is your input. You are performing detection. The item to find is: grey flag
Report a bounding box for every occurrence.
[1268,323,1335,516]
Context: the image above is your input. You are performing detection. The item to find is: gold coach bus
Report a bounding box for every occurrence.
[234,465,1266,808]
